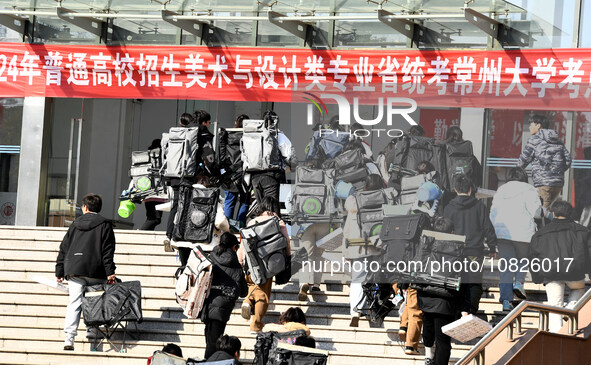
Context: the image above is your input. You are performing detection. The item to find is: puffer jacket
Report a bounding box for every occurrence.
[529,218,591,284]
[490,181,542,243]
[201,249,248,323]
[518,129,571,187]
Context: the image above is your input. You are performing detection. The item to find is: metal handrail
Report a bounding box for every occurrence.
[455,287,591,365]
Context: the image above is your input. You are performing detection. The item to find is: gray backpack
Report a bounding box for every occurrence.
[162,127,200,178]
[240,216,288,285]
[129,151,154,192]
[355,188,398,240]
[291,166,338,223]
[400,171,437,205]
[241,119,282,172]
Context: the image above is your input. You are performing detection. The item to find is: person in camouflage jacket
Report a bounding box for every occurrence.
[517,114,571,209]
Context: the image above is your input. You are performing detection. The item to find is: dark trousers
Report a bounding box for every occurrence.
[178,247,191,267]
[141,201,162,231]
[204,319,227,359]
[460,283,483,315]
[166,185,180,239]
[422,312,453,365]
[251,173,280,206]
[224,190,250,225]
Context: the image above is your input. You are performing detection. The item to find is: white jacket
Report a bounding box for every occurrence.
[490,181,542,243]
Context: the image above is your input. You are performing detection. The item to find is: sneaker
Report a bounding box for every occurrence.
[398,326,407,342]
[310,286,321,293]
[349,312,361,327]
[503,300,514,311]
[298,283,310,301]
[163,238,173,252]
[404,346,419,355]
[63,334,75,351]
[425,358,435,365]
[513,282,527,300]
[241,302,252,320]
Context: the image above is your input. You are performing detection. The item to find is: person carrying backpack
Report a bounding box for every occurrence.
[238,196,291,332]
[343,174,387,327]
[243,110,297,206]
[528,200,591,333]
[173,176,230,267]
[517,114,571,211]
[490,167,542,311]
[443,175,497,315]
[164,113,197,250]
[194,109,220,178]
[444,126,481,191]
[417,216,462,365]
[201,232,248,359]
[220,114,250,228]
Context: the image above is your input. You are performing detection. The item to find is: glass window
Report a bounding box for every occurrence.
[110,16,178,45]
[181,12,254,46]
[0,24,24,43]
[573,112,591,221]
[0,98,24,225]
[580,0,591,47]
[334,19,407,48]
[32,17,98,44]
[499,0,576,48]
[485,109,571,190]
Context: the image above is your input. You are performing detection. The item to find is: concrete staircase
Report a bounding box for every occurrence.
[0,226,549,364]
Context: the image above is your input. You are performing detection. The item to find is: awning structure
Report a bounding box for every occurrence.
[0,0,538,48]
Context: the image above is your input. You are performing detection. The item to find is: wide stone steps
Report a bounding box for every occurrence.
[0,226,550,364]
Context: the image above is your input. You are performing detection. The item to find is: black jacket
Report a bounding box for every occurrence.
[443,195,497,256]
[207,350,241,364]
[55,213,116,279]
[529,218,591,284]
[418,290,460,317]
[201,249,248,323]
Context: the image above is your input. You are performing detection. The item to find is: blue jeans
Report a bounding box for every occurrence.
[224,190,249,224]
[498,239,529,302]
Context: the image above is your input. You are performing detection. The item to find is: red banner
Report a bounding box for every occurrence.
[2,43,591,110]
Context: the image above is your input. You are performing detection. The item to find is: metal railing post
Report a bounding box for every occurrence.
[507,321,514,340]
[516,315,522,334]
[539,311,545,330]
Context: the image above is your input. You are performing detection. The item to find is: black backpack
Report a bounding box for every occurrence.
[254,330,307,365]
[373,213,431,284]
[217,128,243,173]
[444,140,481,190]
[82,280,143,327]
[268,343,328,365]
[386,135,447,189]
[173,185,220,242]
[409,234,464,297]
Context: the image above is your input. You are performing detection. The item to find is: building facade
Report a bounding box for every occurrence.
[0,0,590,228]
